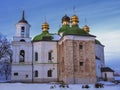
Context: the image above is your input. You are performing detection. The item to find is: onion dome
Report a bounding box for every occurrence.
[42,22,49,31]
[18,10,28,24]
[33,21,53,41]
[83,25,90,33]
[62,14,70,25]
[71,14,79,26]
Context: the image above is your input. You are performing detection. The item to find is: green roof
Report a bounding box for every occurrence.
[58,25,70,34]
[63,25,91,36]
[33,31,53,41]
[95,39,102,45]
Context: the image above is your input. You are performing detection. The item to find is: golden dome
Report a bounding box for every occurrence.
[83,25,90,32]
[42,22,49,31]
[71,15,79,25]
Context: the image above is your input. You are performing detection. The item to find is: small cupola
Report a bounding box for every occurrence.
[83,25,90,33]
[62,14,70,25]
[71,14,79,26]
[42,22,49,32]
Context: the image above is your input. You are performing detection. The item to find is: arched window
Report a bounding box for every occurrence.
[19,50,25,62]
[35,70,38,77]
[48,70,52,77]
[35,52,38,61]
[20,39,25,42]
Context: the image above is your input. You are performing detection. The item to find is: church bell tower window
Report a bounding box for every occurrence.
[21,26,25,31]
[21,26,25,37]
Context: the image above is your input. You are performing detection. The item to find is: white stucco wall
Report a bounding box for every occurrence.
[33,41,57,63]
[102,72,114,78]
[13,36,31,42]
[96,60,102,79]
[12,42,32,63]
[60,35,95,43]
[16,23,31,38]
[95,44,105,67]
[12,41,32,82]
[34,64,57,79]
[11,65,32,81]
[102,72,114,81]
[33,41,58,82]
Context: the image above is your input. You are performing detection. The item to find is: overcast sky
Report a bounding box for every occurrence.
[0,0,120,72]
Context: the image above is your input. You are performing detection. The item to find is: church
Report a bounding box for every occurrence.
[11,11,105,84]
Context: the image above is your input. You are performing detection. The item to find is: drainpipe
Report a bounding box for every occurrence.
[72,40,75,84]
[32,41,34,83]
[57,41,59,82]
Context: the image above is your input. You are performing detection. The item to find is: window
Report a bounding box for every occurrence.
[48,52,52,60]
[21,26,25,31]
[26,75,28,78]
[19,50,25,62]
[35,52,38,61]
[35,70,38,77]
[14,72,18,76]
[48,51,53,61]
[48,70,52,77]
[61,57,64,72]
[79,62,83,66]
[21,27,25,37]
[20,39,25,42]
[79,45,83,49]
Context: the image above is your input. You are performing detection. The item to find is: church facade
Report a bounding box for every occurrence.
[11,11,105,84]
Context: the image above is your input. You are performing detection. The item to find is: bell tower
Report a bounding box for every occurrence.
[13,10,31,42]
[12,10,32,82]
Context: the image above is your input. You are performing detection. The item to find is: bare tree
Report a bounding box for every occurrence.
[4,60,11,80]
[0,33,12,81]
[0,33,12,61]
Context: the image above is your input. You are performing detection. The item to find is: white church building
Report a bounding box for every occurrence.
[11,11,107,84]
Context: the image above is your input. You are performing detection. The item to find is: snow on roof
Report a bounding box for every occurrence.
[52,33,61,40]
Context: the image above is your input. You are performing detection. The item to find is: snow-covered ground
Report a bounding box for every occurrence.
[0,82,120,90]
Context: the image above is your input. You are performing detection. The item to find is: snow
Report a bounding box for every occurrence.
[0,83,120,90]
[115,76,120,80]
[98,81,115,85]
[52,34,61,40]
